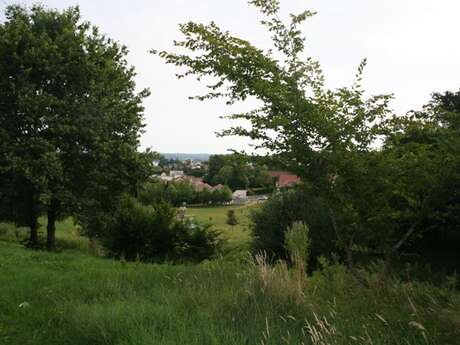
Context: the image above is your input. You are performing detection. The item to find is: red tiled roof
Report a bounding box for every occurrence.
[212,184,224,190]
[268,171,301,187]
[193,181,213,190]
[278,174,300,188]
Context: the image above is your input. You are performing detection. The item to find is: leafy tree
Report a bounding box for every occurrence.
[197,187,212,204]
[251,165,273,188]
[381,91,460,261]
[214,165,233,186]
[156,0,397,283]
[229,165,250,190]
[212,186,232,204]
[0,5,152,250]
[206,153,271,190]
[205,155,232,184]
[138,180,168,205]
[172,180,195,205]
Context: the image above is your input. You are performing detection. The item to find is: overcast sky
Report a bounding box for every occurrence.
[3,1,460,153]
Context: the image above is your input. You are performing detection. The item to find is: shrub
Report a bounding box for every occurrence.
[250,187,336,266]
[211,186,232,204]
[226,210,238,226]
[285,221,310,270]
[175,218,223,262]
[101,197,222,262]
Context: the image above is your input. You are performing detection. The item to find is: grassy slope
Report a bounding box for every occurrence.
[1,242,459,345]
[1,212,459,345]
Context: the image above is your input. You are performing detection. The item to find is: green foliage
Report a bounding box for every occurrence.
[101,197,222,262]
[0,4,152,249]
[156,0,460,277]
[212,186,233,204]
[226,210,238,226]
[0,242,458,345]
[381,90,460,256]
[155,0,398,271]
[177,218,223,262]
[205,154,273,190]
[250,187,335,265]
[247,186,274,196]
[285,221,310,268]
[138,179,232,206]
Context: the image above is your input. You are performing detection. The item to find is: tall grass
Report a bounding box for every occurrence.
[1,240,458,345]
[1,218,458,344]
[250,252,459,345]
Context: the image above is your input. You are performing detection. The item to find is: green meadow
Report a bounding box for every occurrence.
[186,204,256,247]
[1,212,459,345]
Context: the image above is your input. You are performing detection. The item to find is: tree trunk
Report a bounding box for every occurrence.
[46,201,57,251]
[29,217,39,249]
[380,222,418,282]
[26,198,39,249]
[328,207,369,288]
[345,239,369,288]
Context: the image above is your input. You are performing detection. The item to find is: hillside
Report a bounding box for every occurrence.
[0,228,459,344]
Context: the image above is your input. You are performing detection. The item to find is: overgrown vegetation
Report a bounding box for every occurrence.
[100,197,222,263]
[0,241,459,345]
[0,0,459,344]
[0,4,153,251]
[250,187,335,266]
[157,0,460,285]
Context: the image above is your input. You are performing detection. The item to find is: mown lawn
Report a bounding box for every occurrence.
[186,203,258,247]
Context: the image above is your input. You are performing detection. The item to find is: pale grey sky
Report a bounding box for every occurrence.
[3,1,460,153]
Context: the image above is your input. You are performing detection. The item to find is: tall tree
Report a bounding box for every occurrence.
[381,90,460,259]
[0,5,152,250]
[155,0,406,283]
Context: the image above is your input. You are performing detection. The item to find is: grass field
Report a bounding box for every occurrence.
[0,204,257,252]
[1,241,459,345]
[0,217,90,253]
[1,208,459,344]
[185,204,257,247]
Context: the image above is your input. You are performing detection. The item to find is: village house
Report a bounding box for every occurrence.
[268,171,301,188]
[232,190,247,204]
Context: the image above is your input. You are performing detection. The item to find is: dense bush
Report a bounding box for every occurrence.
[250,186,336,265]
[101,197,222,262]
